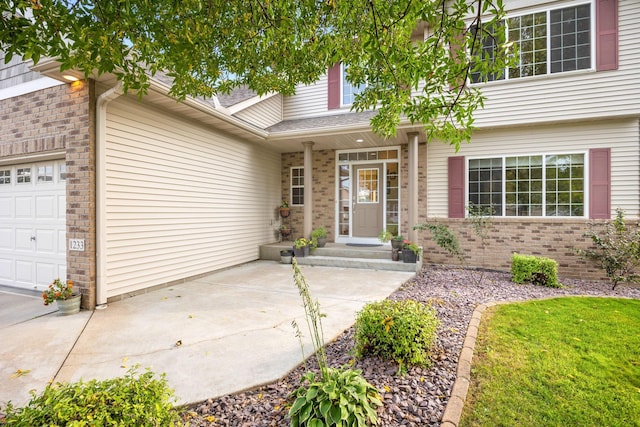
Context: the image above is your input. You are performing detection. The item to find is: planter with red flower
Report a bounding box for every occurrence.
[42,278,81,315]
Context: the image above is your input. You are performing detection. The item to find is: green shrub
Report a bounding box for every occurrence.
[577,209,640,290]
[511,253,562,288]
[1,366,182,426]
[289,368,381,427]
[354,300,440,371]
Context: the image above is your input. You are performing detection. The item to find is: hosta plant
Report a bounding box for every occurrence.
[289,368,382,427]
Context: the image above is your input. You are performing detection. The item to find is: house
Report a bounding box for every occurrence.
[1,0,637,309]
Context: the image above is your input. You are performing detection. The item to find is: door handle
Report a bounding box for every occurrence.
[30,236,36,241]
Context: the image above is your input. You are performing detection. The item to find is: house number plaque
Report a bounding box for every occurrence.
[69,239,85,251]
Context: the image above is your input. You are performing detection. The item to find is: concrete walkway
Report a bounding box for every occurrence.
[0,261,414,408]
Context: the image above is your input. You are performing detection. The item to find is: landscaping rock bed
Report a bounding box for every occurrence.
[183,265,640,427]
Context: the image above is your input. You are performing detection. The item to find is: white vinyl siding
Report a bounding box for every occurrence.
[0,55,40,89]
[234,94,283,129]
[283,75,329,120]
[426,119,640,218]
[105,97,281,298]
[473,1,640,127]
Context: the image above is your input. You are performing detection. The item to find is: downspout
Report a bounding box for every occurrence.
[95,82,123,307]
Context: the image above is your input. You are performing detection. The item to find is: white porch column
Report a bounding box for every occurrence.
[407,132,419,242]
[303,141,314,237]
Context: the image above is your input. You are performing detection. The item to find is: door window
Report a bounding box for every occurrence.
[357,168,379,203]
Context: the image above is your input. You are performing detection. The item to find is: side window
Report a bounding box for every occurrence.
[291,167,304,206]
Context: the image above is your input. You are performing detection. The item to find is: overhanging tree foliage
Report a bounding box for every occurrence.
[1,0,511,148]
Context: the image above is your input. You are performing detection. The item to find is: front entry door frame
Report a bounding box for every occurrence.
[334,147,401,244]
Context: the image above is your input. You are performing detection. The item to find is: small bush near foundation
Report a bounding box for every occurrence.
[511,253,562,288]
[577,209,640,290]
[354,300,440,371]
[1,366,182,426]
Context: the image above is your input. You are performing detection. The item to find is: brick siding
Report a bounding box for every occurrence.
[282,144,613,281]
[417,218,609,280]
[0,81,96,308]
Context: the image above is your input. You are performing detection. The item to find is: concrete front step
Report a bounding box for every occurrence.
[259,242,421,273]
[296,255,421,272]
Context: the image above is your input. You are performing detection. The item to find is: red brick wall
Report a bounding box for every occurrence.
[416,218,610,280]
[281,149,336,241]
[0,81,96,307]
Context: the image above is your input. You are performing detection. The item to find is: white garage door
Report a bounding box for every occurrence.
[0,159,66,291]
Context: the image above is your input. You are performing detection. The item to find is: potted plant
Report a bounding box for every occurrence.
[310,226,328,248]
[293,237,311,257]
[280,249,293,264]
[42,278,81,315]
[391,234,404,250]
[402,240,421,263]
[279,224,292,240]
[379,230,404,255]
[279,201,291,218]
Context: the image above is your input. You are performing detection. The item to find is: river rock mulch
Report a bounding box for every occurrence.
[181,265,640,427]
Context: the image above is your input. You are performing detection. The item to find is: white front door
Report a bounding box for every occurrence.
[0,160,66,291]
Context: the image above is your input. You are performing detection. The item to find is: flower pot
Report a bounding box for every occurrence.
[280,250,293,264]
[316,237,327,248]
[293,245,310,257]
[391,239,403,250]
[279,207,291,218]
[280,229,292,240]
[56,294,81,315]
[402,249,418,263]
[392,248,401,261]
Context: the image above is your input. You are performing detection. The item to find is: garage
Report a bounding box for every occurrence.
[0,159,67,291]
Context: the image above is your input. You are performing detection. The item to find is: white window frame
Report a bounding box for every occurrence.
[0,169,10,185]
[470,0,595,85]
[466,151,589,218]
[290,166,304,206]
[340,63,366,107]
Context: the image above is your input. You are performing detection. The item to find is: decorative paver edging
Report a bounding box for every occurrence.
[440,300,510,427]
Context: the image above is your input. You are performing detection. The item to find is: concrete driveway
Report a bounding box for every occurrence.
[0,261,414,408]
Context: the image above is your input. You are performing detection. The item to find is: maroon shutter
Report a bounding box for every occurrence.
[448,156,465,218]
[596,0,618,71]
[589,148,611,219]
[327,63,340,110]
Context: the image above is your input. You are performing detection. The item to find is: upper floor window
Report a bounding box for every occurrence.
[468,153,585,217]
[471,2,592,83]
[291,167,304,206]
[342,64,365,106]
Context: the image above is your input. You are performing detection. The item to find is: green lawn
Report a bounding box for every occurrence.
[460,297,640,427]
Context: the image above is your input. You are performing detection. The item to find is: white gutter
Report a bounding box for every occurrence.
[95,82,123,308]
